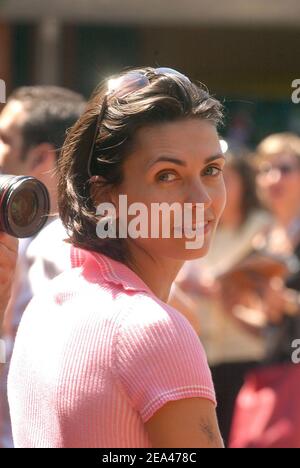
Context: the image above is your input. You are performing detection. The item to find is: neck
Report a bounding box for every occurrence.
[125,241,184,302]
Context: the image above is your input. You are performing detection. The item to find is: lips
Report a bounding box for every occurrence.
[173,219,213,235]
[192,221,209,229]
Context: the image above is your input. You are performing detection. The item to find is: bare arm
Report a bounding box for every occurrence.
[145,397,224,448]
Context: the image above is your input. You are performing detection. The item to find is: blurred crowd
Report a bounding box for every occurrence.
[1,84,300,448]
[171,133,300,447]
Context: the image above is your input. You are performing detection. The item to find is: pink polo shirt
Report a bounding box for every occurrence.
[8,246,216,448]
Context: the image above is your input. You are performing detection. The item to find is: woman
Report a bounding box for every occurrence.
[8,67,226,448]
[170,153,272,444]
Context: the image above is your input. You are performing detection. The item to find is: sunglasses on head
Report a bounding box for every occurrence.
[87,67,191,178]
[260,163,300,176]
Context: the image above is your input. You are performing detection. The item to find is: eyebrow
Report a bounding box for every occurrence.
[147,153,225,170]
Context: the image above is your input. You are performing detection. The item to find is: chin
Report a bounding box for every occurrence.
[181,242,211,260]
[166,248,210,262]
[185,224,216,256]
[135,227,216,261]
[157,236,213,261]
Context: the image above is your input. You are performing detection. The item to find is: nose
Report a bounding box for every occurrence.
[266,168,283,186]
[258,168,282,189]
[185,179,212,210]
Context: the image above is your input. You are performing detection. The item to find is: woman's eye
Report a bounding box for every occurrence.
[203,166,222,177]
[157,171,178,182]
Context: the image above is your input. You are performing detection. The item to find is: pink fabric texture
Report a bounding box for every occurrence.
[8,246,216,448]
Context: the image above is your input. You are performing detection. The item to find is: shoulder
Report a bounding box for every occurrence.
[115,292,208,372]
[113,293,216,422]
[118,292,198,338]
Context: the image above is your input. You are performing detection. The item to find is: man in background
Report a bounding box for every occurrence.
[0,86,86,447]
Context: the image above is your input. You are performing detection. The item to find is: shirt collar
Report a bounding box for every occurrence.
[70,245,153,296]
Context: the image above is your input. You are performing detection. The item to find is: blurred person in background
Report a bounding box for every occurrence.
[253,133,300,363]
[170,151,273,445]
[0,86,86,447]
[229,133,300,448]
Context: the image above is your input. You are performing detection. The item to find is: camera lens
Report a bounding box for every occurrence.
[0,175,50,238]
[10,189,39,228]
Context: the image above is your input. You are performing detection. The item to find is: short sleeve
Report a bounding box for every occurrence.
[115,294,216,423]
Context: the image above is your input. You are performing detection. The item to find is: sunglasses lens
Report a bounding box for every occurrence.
[107,73,150,98]
[108,68,190,99]
[280,165,295,175]
[260,164,298,176]
[155,67,191,83]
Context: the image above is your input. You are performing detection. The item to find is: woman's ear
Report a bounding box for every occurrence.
[90,177,119,220]
[90,176,107,207]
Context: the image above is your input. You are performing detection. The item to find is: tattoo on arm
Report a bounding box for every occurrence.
[199,417,222,447]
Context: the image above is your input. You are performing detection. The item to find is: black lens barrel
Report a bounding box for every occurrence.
[0,175,50,238]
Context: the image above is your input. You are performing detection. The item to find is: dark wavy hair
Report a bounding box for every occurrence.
[58,67,224,263]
